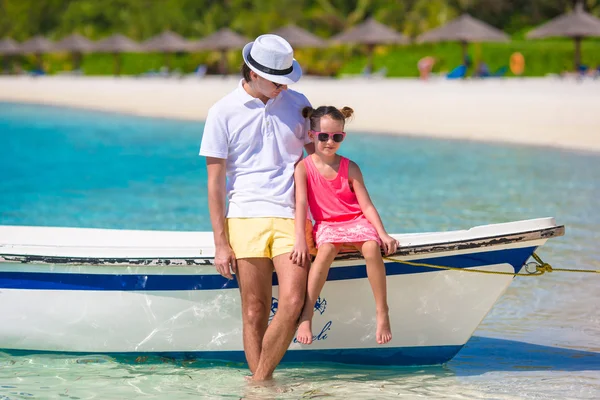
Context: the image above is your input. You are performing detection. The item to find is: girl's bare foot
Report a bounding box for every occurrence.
[376,311,392,344]
[295,319,313,344]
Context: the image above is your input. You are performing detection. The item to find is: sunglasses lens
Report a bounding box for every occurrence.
[317,133,329,142]
[333,134,344,142]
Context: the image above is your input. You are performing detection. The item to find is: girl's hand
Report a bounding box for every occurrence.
[380,234,400,256]
[290,240,310,268]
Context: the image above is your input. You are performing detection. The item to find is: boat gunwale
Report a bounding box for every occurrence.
[0,225,565,266]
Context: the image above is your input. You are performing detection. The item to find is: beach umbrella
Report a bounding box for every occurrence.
[0,38,19,73]
[271,24,327,48]
[19,35,55,54]
[0,38,19,55]
[19,35,55,72]
[54,34,95,71]
[187,28,249,75]
[417,14,509,63]
[526,2,600,69]
[93,34,142,76]
[142,30,189,70]
[330,18,409,73]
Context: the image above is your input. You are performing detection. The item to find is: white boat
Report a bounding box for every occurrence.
[0,217,564,366]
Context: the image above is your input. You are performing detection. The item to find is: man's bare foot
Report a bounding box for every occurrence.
[249,373,273,382]
[376,311,392,344]
[295,319,313,345]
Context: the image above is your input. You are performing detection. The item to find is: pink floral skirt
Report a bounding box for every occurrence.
[313,217,382,248]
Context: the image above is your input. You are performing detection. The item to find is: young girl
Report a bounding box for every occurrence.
[291,105,399,345]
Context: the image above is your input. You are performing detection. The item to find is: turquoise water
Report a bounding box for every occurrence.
[1,102,599,399]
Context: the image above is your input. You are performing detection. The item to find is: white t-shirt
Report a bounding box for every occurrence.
[199,80,311,219]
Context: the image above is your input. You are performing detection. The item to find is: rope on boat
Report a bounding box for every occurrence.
[383,252,600,276]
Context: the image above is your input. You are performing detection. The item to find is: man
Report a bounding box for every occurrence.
[199,34,314,381]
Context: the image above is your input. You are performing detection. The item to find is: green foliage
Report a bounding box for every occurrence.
[338,40,600,77]
[2,0,600,76]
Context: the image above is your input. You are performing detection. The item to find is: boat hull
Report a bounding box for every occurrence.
[0,244,540,366]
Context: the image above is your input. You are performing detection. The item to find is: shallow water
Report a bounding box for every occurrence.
[1,102,599,399]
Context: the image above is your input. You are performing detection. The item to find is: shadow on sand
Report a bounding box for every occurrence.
[271,335,600,382]
[2,336,598,377]
[448,335,600,375]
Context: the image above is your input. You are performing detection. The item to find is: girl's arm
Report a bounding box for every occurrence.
[349,161,399,255]
[291,161,310,267]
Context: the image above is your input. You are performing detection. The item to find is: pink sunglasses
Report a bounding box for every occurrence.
[310,130,346,143]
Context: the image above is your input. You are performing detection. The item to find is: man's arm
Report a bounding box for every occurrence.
[206,157,228,246]
[206,157,237,278]
[290,161,310,267]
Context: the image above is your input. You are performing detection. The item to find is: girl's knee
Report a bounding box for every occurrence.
[362,241,382,258]
[318,243,340,253]
[315,242,341,259]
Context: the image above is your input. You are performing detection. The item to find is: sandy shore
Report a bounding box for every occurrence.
[1,75,599,152]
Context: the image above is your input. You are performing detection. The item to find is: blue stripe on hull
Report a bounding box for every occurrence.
[0,247,536,291]
[1,345,464,366]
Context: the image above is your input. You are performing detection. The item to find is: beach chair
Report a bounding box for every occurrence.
[195,64,207,78]
[372,67,387,78]
[492,66,508,77]
[446,65,467,79]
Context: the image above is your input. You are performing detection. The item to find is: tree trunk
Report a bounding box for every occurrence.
[574,36,582,70]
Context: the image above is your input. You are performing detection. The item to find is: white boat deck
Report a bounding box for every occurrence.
[0,218,559,259]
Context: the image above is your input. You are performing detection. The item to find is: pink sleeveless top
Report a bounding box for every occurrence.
[303,155,381,247]
[303,155,363,223]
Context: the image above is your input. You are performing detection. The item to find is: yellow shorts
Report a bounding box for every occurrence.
[226,217,315,259]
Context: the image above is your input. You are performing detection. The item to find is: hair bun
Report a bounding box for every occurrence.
[339,106,354,119]
[302,106,315,118]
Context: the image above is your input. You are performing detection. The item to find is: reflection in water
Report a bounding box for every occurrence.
[1,337,599,399]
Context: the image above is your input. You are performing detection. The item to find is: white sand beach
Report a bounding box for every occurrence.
[1,75,599,152]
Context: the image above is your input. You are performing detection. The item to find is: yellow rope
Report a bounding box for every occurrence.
[383,252,600,277]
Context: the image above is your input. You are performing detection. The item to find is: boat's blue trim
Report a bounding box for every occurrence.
[1,345,464,366]
[0,247,535,291]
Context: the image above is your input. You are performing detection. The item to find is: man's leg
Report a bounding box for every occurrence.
[252,252,307,381]
[235,257,274,374]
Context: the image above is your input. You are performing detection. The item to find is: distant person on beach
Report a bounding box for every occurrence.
[199,34,313,381]
[509,52,525,76]
[417,56,435,80]
[291,105,398,345]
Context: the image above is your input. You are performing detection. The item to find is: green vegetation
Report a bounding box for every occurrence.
[2,0,600,77]
[340,40,600,77]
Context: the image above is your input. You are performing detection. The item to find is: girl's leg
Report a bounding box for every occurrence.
[296,243,340,345]
[359,240,392,344]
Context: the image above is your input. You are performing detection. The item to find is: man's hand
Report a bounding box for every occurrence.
[214,244,237,279]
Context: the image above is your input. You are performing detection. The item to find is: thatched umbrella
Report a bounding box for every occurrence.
[54,34,95,71]
[330,18,409,73]
[188,28,249,74]
[0,38,19,73]
[0,38,19,55]
[417,14,509,63]
[93,34,142,75]
[526,2,600,69]
[19,35,55,72]
[142,30,189,70]
[271,24,327,48]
